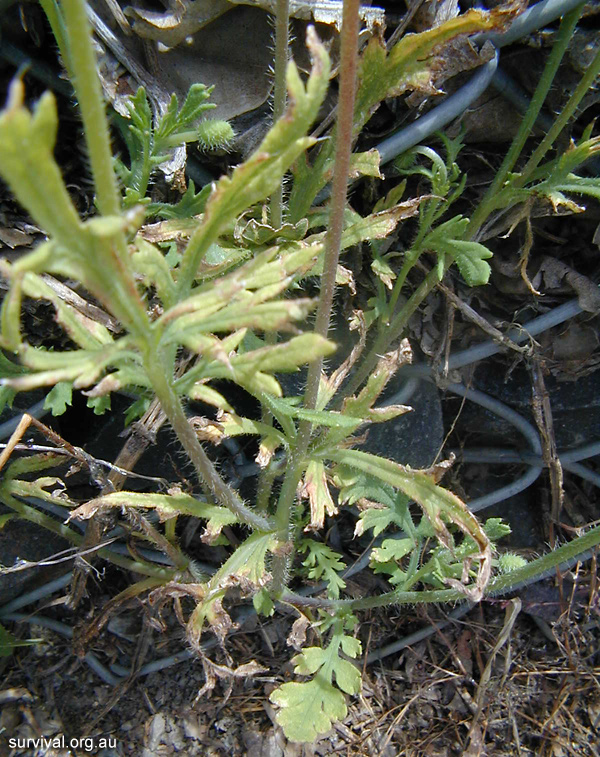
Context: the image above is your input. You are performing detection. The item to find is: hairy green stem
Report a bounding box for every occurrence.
[61,0,122,218]
[384,212,436,324]
[305,0,360,409]
[261,0,290,506]
[282,523,600,611]
[146,350,273,533]
[256,455,280,512]
[468,5,583,237]
[38,0,150,340]
[39,0,71,78]
[40,0,267,537]
[269,0,290,228]
[300,0,361,420]
[271,0,361,594]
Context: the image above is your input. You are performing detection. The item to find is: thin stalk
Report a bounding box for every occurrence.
[304,0,360,412]
[146,350,273,533]
[262,0,290,503]
[85,239,151,340]
[385,250,418,323]
[60,0,122,218]
[39,0,71,79]
[164,515,177,543]
[467,4,583,237]
[384,203,438,324]
[256,456,280,512]
[271,0,361,594]
[517,42,600,184]
[282,522,600,611]
[126,509,189,571]
[269,0,290,228]
[48,0,150,340]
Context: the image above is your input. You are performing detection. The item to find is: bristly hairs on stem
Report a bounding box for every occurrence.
[269,0,291,228]
[271,0,362,596]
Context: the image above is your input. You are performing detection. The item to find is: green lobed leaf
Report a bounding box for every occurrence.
[196,410,287,450]
[154,84,214,145]
[86,395,111,415]
[147,180,212,220]
[236,217,310,246]
[328,449,468,532]
[355,505,400,538]
[124,397,150,426]
[482,517,512,542]
[294,646,327,676]
[270,678,348,743]
[326,447,492,599]
[339,201,423,248]
[317,149,382,186]
[348,149,382,179]
[44,381,73,416]
[446,239,493,287]
[300,539,346,599]
[125,87,152,136]
[423,216,492,286]
[308,201,423,252]
[253,588,275,617]
[333,656,362,695]
[270,621,362,742]
[372,537,415,564]
[334,466,396,507]
[371,257,396,288]
[342,343,412,420]
[209,530,277,588]
[340,635,361,658]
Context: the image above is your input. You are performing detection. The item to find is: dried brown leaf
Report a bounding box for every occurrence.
[287,615,310,651]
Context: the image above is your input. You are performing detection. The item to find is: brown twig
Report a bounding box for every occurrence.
[529,357,564,538]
